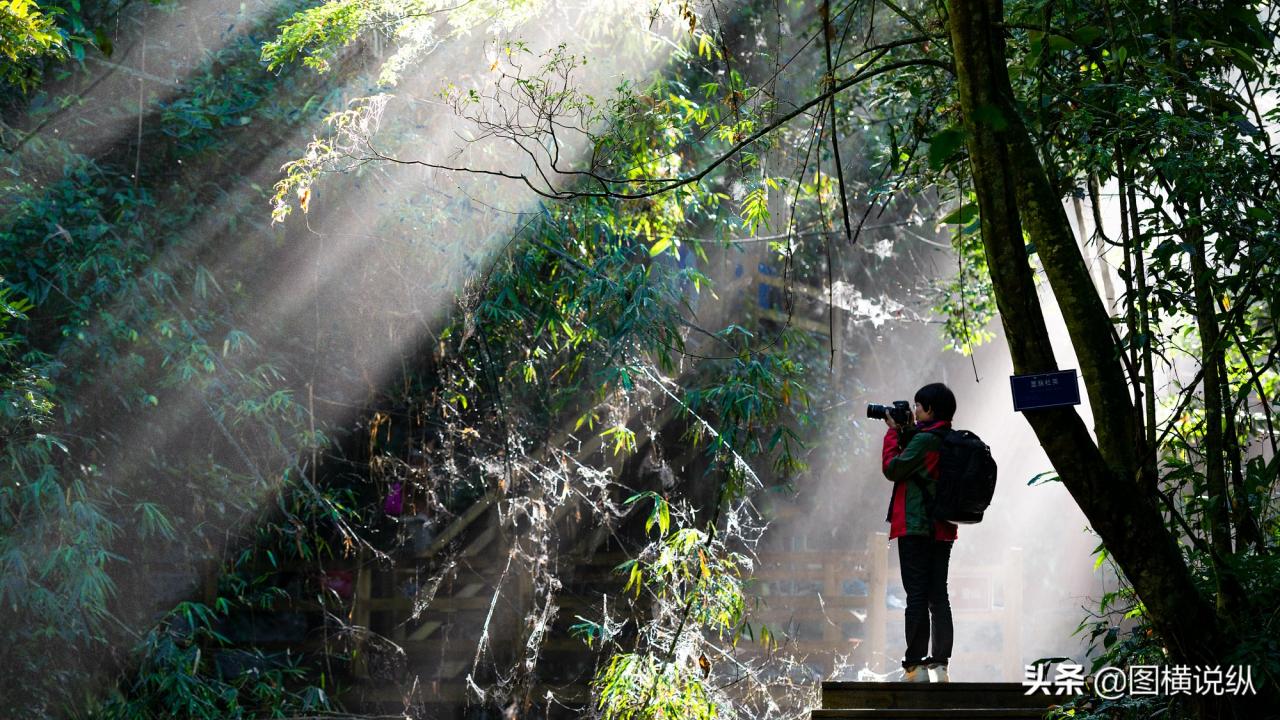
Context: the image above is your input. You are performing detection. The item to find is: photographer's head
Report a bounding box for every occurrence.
[913,382,956,422]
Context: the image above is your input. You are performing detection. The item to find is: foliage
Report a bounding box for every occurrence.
[261,0,530,77]
[3,1,833,717]
[932,193,996,355]
[4,0,1280,717]
[0,0,62,91]
[255,3,841,716]
[0,0,357,712]
[970,0,1280,712]
[252,0,1280,712]
[94,599,333,719]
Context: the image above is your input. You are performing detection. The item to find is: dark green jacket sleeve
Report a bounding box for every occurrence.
[883,426,931,482]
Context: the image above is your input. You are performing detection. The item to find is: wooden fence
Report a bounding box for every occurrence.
[743,531,1024,681]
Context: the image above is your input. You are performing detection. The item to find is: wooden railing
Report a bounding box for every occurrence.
[739,531,1024,680]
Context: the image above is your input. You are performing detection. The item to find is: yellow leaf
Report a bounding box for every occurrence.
[297,186,311,213]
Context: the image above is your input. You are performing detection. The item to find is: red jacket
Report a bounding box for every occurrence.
[882,420,958,541]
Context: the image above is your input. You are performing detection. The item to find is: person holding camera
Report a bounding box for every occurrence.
[878,382,959,683]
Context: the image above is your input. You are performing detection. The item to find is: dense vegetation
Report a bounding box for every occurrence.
[2,0,1278,719]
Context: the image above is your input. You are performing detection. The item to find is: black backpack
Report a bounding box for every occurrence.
[918,428,997,524]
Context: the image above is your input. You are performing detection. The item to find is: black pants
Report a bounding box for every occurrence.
[897,535,954,668]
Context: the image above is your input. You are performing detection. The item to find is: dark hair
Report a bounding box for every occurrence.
[915,382,957,421]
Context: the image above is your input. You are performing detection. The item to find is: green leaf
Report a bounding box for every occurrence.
[1046,33,1076,52]
[928,128,964,170]
[740,187,770,233]
[1027,471,1059,486]
[92,27,113,58]
[939,204,978,225]
[1075,26,1103,45]
[649,238,672,257]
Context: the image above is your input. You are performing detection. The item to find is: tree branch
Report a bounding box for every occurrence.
[367,57,953,201]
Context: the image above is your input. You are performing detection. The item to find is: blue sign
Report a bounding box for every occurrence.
[1010,370,1081,411]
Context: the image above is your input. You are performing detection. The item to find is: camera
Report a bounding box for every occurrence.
[867,400,912,425]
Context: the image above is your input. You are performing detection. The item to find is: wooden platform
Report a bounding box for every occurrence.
[815,682,1062,719]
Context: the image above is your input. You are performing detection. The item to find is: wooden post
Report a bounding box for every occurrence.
[823,551,836,645]
[1004,546,1024,680]
[390,568,407,646]
[868,530,889,672]
[202,558,219,607]
[352,551,373,679]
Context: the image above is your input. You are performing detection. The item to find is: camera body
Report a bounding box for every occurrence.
[867,400,912,425]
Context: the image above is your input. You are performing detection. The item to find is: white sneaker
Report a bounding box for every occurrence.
[927,663,949,683]
[902,665,931,682]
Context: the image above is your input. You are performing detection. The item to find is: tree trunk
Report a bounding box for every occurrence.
[1222,358,1265,554]
[1008,121,1137,476]
[946,0,1234,671]
[1188,213,1235,558]
[1125,180,1158,485]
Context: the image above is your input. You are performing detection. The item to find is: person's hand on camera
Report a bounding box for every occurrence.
[884,410,914,431]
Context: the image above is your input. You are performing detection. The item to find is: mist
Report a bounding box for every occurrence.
[745,220,1119,683]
